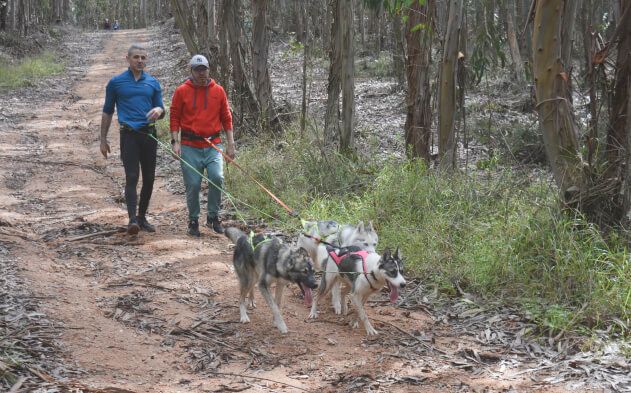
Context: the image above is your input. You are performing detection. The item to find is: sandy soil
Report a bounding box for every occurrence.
[0,28,622,393]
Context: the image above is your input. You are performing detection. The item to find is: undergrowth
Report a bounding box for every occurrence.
[0,52,64,90]
[225,126,630,336]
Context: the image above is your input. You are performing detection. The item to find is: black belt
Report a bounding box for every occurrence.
[120,123,156,136]
[181,129,221,143]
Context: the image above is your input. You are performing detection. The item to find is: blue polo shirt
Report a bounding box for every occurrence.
[103,69,164,130]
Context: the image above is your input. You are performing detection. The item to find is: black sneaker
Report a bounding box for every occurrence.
[206,216,224,234]
[127,218,140,235]
[137,216,155,232]
[188,219,201,237]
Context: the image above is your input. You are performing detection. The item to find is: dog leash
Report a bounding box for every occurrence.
[139,129,276,225]
[299,232,337,248]
[201,136,297,217]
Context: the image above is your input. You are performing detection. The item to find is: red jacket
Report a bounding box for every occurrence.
[170,78,233,148]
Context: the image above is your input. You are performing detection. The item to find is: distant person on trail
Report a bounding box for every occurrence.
[104,18,111,30]
[169,54,235,237]
[100,43,165,235]
[113,20,120,30]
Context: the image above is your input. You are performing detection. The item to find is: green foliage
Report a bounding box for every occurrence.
[229,129,629,333]
[0,52,64,90]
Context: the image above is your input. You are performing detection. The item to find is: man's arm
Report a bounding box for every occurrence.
[224,129,235,160]
[100,112,113,158]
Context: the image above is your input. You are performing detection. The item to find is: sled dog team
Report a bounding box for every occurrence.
[224,220,406,336]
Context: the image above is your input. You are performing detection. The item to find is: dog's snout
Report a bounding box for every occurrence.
[399,282,406,289]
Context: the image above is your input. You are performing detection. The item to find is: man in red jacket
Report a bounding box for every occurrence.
[170,55,235,236]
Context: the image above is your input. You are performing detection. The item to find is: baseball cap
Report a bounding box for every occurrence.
[190,54,209,69]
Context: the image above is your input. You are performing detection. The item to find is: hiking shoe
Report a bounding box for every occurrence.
[137,216,155,232]
[206,216,224,234]
[127,218,140,235]
[188,219,201,237]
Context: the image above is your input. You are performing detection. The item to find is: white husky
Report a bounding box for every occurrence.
[309,247,406,335]
[298,220,380,312]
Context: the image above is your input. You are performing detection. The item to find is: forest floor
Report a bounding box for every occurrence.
[0,27,629,393]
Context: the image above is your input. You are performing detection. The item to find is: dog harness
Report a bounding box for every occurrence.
[326,246,377,289]
[248,231,274,250]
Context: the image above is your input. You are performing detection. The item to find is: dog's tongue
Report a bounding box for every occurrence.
[388,282,399,303]
[303,287,313,307]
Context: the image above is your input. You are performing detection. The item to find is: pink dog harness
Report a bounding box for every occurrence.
[326,246,376,289]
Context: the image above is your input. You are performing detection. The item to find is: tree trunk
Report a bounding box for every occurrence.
[532,0,584,203]
[504,0,525,83]
[391,12,405,87]
[609,1,631,209]
[339,0,354,152]
[324,0,342,146]
[301,0,310,134]
[252,0,279,132]
[0,0,8,30]
[171,0,200,54]
[17,0,25,35]
[226,0,260,128]
[404,0,433,161]
[357,0,365,50]
[218,0,230,88]
[582,0,598,167]
[438,0,464,170]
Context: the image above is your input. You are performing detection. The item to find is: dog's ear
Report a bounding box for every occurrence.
[356,221,365,232]
[367,221,375,231]
[394,247,402,260]
[382,247,391,259]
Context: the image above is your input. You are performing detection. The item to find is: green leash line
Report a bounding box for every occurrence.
[145,131,278,225]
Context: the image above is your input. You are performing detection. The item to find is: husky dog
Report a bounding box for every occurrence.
[325,221,379,253]
[225,227,318,334]
[314,221,379,314]
[309,247,406,336]
[296,220,340,267]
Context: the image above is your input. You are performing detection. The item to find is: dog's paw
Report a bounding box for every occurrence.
[277,323,288,334]
[350,320,359,329]
[240,314,251,323]
[365,326,379,336]
[308,311,318,319]
[248,300,257,309]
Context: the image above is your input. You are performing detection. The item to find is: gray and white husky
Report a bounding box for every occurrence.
[325,221,379,253]
[225,227,318,334]
[309,247,406,336]
[311,221,380,314]
[296,220,340,266]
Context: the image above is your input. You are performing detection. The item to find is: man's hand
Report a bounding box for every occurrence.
[146,107,164,121]
[225,143,236,161]
[100,139,111,158]
[171,141,181,160]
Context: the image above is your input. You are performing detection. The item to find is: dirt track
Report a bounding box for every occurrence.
[0,29,624,393]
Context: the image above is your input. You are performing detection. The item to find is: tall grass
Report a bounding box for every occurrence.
[0,52,65,90]
[225,128,630,334]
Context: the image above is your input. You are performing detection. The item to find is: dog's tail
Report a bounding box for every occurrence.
[224,227,246,244]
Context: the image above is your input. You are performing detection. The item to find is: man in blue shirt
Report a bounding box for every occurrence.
[100,43,165,235]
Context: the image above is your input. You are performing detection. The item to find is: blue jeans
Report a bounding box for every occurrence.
[180,144,224,221]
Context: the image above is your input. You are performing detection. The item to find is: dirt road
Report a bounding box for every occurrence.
[0,29,623,393]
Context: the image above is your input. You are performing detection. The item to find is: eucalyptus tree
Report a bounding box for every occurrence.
[403,0,433,161]
[532,0,583,204]
[252,0,279,132]
[438,0,464,170]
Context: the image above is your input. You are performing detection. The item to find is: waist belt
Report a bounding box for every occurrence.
[181,129,221,144]
[120,123,156,136]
